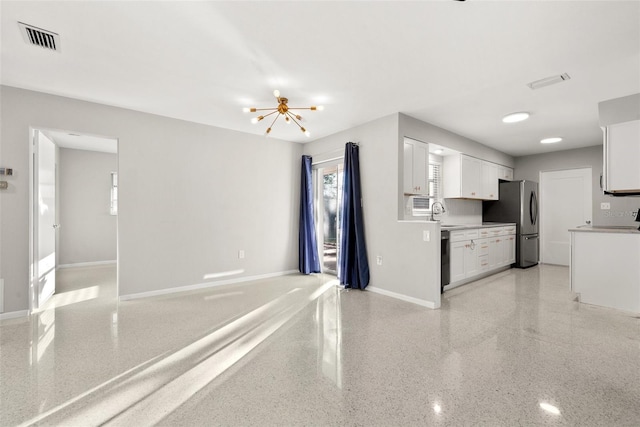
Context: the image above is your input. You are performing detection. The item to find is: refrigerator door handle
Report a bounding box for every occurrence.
[533,191,538,225]
[529,192,535,225]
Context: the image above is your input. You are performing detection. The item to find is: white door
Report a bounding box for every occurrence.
[540,168,592,266]
[33,131,57,308]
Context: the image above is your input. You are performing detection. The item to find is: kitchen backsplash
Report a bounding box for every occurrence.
[440,198,483,224]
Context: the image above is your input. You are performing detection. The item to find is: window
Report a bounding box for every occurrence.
[428,161,442,211]
[110,172,118,215]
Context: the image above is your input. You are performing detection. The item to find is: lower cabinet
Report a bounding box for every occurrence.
[449,226,516,286]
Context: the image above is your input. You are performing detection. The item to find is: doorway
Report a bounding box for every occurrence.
[540,167,592,266]
[314,161,344,275]
[29,128,119,312]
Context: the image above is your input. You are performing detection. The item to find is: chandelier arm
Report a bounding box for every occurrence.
[252,107,279,112]
[287,107,314,110]
[286,111,304,130]
[267,113,280,130]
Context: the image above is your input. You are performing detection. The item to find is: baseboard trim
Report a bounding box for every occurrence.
[0,310,29,321]
[366,286,437,309]
[58,260,117,269]
[119,270,299,302]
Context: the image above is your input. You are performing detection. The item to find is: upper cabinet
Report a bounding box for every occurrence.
[599,93,640,195]
[497,165,514,181]
[482,161,499,200]
[444,154,511,200]
[602,119,640,195]
[403,138,429,195]
[444,154,482,199]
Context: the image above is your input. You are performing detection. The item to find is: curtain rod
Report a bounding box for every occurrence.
[310,142,359,166]
[312,155,344,166]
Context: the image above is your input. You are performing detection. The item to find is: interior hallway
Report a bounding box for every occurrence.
[1,264,639,425]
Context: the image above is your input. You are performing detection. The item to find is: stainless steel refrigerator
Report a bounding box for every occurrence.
[483,180,539,268]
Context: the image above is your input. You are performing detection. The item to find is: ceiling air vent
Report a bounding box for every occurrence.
[18,22,60,52]
[527,73,570,90]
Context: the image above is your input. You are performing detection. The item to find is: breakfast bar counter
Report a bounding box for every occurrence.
[570,226,640,313]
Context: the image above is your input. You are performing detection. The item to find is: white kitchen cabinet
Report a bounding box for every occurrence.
[448,225,516,287]
[498,165,514,181]
[603,119,640,194]
[403,138,429,195]
[450,229,479,281]
[450,241,467,283]
[482,161,499,200]
[505,234,516,265]
[443,154,482,199]
[451,239,478,281]
[571,229,640,313]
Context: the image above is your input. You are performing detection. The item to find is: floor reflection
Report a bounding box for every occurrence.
[315,284,342,388]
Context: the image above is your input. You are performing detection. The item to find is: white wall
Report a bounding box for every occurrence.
[58,148,117,265]
[514,145,640,227]
[304,114,441,308]
[0,86,302,313]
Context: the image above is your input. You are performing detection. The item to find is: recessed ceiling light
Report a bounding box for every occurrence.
[502,112,530,123]
[541,137,562,144]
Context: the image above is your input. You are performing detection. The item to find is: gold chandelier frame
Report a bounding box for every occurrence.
[244,90,323,137]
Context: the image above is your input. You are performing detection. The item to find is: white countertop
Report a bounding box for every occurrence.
[569,225,640,234]
[441,222,516,231]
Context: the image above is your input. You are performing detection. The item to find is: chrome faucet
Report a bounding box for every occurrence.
[431,201,445,222]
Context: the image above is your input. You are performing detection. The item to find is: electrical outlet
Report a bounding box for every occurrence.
[600,202,610,210]
[423,230,430,242]
[376,256,383,266]
[238,250,245,259]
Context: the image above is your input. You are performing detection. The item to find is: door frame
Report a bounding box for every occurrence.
[28,127,120,314]
[29,128,61,312]
[539,166,592,266]
[312,154,344,275]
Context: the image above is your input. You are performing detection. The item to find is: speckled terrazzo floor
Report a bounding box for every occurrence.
[1,264,639,426]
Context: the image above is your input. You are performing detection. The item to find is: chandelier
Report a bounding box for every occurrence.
[243,90,323,137]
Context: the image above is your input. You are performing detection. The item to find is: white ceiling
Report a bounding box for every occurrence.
[2,1,639,157]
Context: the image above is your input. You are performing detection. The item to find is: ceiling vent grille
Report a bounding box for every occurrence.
[18,22,60,52]
[527,73,570,90]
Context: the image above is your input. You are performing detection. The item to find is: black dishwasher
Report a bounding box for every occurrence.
[441,230,450,293]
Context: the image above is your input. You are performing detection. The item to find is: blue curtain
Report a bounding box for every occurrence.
[299,155,321,274]
[339,143,370,289]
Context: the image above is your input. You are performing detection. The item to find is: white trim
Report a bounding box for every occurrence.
[58,260,117,269]
[366,286,437,309]
[0,310,29,321]
[119,270,299,302]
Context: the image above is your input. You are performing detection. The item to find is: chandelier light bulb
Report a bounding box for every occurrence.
[285,116,291,124]
[273,89,280,98]
[251,117,259,124]
[242,107,250,113]
[305,130,311,137]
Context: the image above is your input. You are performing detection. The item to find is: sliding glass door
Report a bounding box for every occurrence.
[315,163,344,275]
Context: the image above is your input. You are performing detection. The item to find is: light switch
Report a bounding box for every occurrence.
[423,230,430,242]
[600,202,610,210]
[238,250,245,259]
[376,256,383,266]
